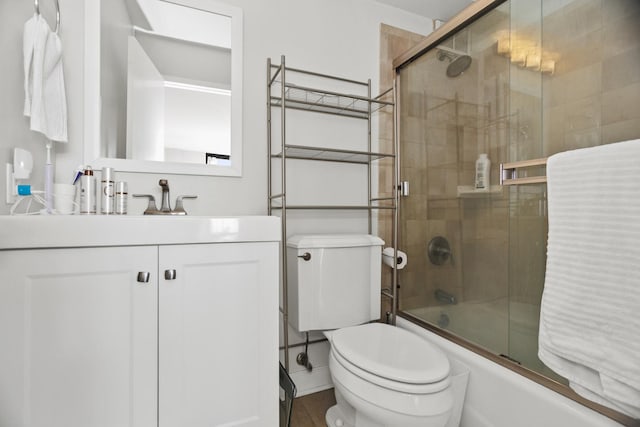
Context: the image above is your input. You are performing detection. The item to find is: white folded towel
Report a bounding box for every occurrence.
[23,14,68,142]
[538,139,640,418]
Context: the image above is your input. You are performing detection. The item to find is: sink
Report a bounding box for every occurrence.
[0,216,281,250]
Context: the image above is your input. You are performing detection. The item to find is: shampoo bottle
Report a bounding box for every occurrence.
[475,153,491,191]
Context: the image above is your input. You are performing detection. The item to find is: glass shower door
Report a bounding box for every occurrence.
[398,1,514,356]
[396,0,561,377]
[395,1,640,420]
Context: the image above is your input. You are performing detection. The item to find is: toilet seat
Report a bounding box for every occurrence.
[330,323,451,394]
[329,351,454,420]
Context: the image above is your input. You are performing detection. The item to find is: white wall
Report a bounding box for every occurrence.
[1,0,429,216]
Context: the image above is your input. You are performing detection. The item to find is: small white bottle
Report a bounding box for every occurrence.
[115,181,128,215]
[475,153,491,191]
[80,166,97,214]
[101,167,115,215]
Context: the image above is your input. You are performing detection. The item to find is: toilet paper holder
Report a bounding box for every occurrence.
[382,247,407,269]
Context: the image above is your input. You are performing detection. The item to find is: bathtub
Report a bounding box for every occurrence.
[406,298,513,354]
[397,317,623,427]
[405,298,555,375]
[406,297,562,370]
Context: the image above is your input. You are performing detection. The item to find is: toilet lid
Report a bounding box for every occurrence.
[331,323,450,384]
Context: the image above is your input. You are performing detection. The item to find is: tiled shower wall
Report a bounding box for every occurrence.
[511,0,640,306]
[543,0,640,151]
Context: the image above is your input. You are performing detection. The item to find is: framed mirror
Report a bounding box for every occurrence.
[84,0,243,176]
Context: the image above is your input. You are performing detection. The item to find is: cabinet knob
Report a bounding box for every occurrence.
[164,269,177,280]
[137,272,151,283]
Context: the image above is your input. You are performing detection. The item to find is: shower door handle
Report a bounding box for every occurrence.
[398,181,409,196]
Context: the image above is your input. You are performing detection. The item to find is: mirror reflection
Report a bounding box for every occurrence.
[100,0,236,169]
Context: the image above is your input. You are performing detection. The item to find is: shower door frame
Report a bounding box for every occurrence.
[392,0,635,424]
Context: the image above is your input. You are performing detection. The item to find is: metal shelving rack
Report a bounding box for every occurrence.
[267,56,399,372]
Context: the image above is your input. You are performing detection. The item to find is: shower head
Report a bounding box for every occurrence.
[437,48,472,77]
[447,55,472,77]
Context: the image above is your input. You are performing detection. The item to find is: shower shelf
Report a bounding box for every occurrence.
[457,185,504,198]
[271,145,395,164]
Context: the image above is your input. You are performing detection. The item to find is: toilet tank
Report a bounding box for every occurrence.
[287,234,384,332]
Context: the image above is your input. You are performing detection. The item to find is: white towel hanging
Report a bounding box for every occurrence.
[23,10,67,142]
[538,139,640,418]
[23,14,48,117]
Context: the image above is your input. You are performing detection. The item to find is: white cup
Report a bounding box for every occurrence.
[54,183,77,215]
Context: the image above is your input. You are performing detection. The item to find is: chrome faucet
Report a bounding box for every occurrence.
[133,180,197,215]
[159,179,171,212]
[435,289,457,305]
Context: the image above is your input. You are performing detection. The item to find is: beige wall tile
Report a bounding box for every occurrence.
[602,46,640,92]
[562,95,601,133]
[602,81,640,125]
[602,0,640,23]
[602,119,640,145]
[603,8,640,59]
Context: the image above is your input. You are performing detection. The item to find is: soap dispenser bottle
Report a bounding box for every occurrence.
[475,153,491,191]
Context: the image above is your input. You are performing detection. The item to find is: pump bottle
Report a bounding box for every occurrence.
[475,153,491,191]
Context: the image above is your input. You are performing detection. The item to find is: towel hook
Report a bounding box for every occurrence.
[34,0,60,34]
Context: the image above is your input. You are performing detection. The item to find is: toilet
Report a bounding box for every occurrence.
[287,234,457,427]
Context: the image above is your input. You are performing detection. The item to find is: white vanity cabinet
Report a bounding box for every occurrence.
[0,246,159,427]
[158,243,278,426]
[0,216,280,427]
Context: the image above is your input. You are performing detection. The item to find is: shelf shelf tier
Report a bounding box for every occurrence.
[271,145,395,164]
[269,68,393,119]
[270,93,393,119]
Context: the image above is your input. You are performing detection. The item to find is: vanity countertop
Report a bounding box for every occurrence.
[0,215,281,250]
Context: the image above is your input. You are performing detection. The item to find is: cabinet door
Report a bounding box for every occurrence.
[159,242,279,427]
[0,246,158,427]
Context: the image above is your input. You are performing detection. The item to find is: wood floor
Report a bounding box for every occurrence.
[285,388,336,427]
